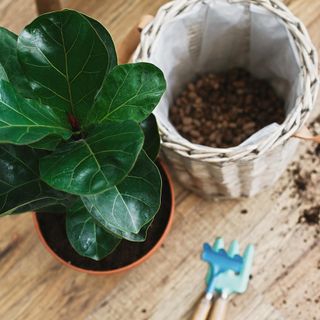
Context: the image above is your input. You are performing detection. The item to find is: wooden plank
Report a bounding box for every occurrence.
[0,0,319,319]
[35,0,61,14]
[87,141,320,320]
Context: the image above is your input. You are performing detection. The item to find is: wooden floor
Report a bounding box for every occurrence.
[0,0,320,319]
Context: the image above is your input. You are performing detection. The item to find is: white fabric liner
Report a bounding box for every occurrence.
[148,0,303,149]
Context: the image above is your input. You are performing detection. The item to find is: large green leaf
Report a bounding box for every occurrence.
[0,144,70,216]
[0,64,9,82]
[0,80,72,145]
[97,218,153,242]
[81,150,162,234]
[66,199,121,260]
[141,114,160,161]
[28,135,62,151]
[87,63,166,125]
[82,14,117,72]
[39,121,144,195]
[17,9,117,122]
[0,27,31,96]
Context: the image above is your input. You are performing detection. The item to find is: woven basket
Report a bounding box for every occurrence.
[133,0,319,198]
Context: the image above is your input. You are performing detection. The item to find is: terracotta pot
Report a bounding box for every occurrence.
[33,160,174,275]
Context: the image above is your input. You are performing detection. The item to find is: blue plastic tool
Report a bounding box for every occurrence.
[202,240,244,295]
[192,237,254,320]
[204,238,254,297]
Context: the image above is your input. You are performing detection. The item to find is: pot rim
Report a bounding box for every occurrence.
[32,159,175,275]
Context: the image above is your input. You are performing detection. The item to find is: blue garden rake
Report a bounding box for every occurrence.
[192,237,254,320]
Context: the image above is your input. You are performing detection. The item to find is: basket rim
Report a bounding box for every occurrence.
[133,0,319,162]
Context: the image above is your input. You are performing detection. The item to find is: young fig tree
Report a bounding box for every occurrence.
[0,10,166,260]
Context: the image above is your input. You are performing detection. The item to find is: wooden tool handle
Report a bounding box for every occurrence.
[209,297,228,320]
[117,15,153,64]
[191,296,213,320]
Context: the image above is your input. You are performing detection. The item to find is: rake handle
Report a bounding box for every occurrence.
[209,297,228,320]
[192,296,213,320]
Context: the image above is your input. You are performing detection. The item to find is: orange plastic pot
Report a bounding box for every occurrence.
[33,160,174,275]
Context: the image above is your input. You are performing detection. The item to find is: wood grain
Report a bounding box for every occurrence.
[35,0,61,14]
[0,1,319,319]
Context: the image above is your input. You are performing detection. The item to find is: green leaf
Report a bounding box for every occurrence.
[0,27,31,96]
[28,135,62,151]
[81,150,162,234]
[17,9,117,122]
[141,114,160,161]
[99,218,153,242]
[81,13,117,71]
[87,63,166,125]
[0,80,72,145]
[0,64,9,82]
[66,199,121,260]
[0,144,70,216]
[39,121,144,195]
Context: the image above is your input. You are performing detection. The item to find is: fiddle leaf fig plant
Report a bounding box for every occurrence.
[0,10,166,260]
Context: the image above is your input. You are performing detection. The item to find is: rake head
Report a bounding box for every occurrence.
[202,237,254,296]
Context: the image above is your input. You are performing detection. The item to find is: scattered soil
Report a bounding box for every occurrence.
[298,206,320,226]
[35,163,172,271]
[286,115,320,233]
[169,68,285,148]
[315,144,320,157]
[292,165,308,192]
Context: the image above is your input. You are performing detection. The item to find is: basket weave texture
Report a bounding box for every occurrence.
[133,0,319,198]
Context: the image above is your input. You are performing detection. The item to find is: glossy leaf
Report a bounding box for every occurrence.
[0,64,9,81]
[81,150,162,234]
[87,63,166,125]
[28,135,62,151]
[39,121,144,195]
[82,14,117,72]
[0,80,72,145]
[0,144,70,216]
[66,199,121,260]
[141,114,160,161]
[0,27,31,96]
[99,218,153,242]
[17,9,117,122]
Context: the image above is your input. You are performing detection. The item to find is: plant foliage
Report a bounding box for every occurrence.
[0,10,166,260]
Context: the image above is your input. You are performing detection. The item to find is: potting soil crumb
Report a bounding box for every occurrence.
[292,165,308,192]
[170,68,285,148]
[315,144,320,157]
[285,115,320,235]
[298,206,320,226]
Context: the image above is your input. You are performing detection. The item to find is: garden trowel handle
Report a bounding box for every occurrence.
[191,295,213,320]
[209,296,228,320]
[117,15,154,64]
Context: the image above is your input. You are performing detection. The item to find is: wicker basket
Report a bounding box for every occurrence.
[133,0,319,198]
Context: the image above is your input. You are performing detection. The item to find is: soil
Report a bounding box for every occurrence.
[36,163,172,271]
[286,115,320,231]
[298,206,320,226]
[169,68,285,148]
[292,165,308,192]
